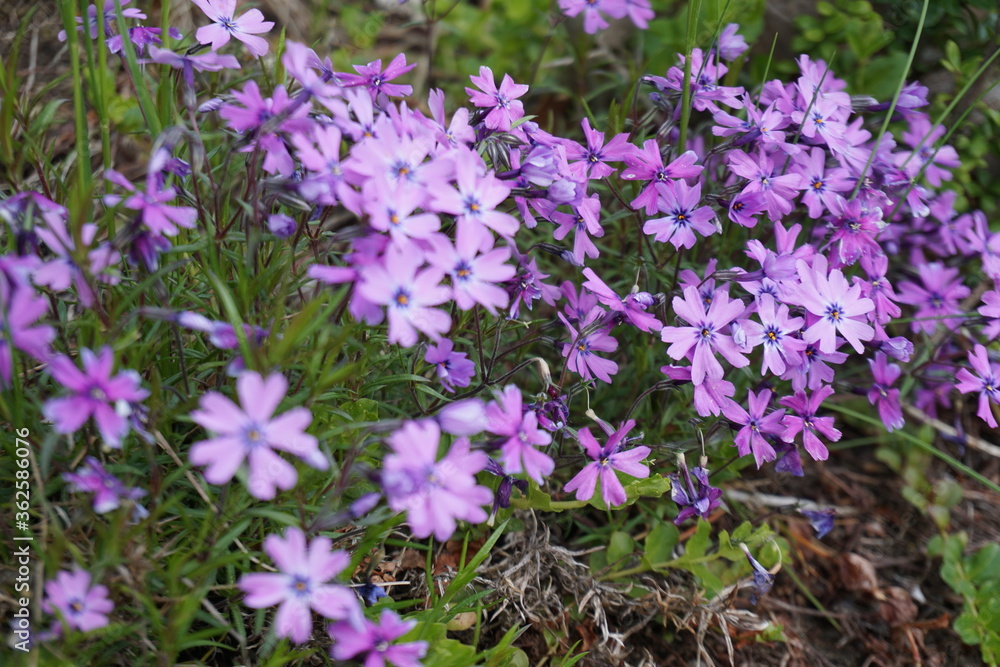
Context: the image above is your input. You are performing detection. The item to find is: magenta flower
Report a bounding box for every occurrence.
[381,420,492,540]
[791,146,852,219]
[558,0,628,33]
[552,193,605,264]
[739,294,806,376]
[424,338,475,393]
[57,0,146,42]
[63,456,147,516]
[566,118,635,180]
[791,255,874,354]
[643,180,717,249]
[727,150,803,220]
[558,306,620,384]
[979,290,1000,340]
[955,344,1000,428]
[103,169,197,237]
[189,372,328,500]
[621,143,703,214]
[339,53,416,101]
[357,242,451,348]
[465,66,529,131]
[147,45,240,88]
[662,286,749,385]
[779,385,841,462]
[868,352,904,432]
[427,223,514,315]
[239,527,362,644]
[896,262,970,335]
[191,0,274,57]
[581,268,661,333]
[330,609,428,667]
[0,283,54,385]
[668,456,723,524]
[485,385,554,484]
[430,149,519,237]
[826,196,884,267]
[42,569,113,633]
[716,23,748,60]
[564,420,650,508]
[219,81,311,177]
[42,347,149,448]
[723,390,784,468]
[363,178,441,244]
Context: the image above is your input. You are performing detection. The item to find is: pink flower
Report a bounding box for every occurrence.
[191,0,274,57]
[485,385,554,483]
[43,569,114,633]
[381,420,492,540]
[662,286,749,385]
[424,338,475,393]
[189,372,328,500]
[427,223,514,315]
[955,344,1000,428]
[0,282,54,385]
[558,306,620,383]
[779,386,841,461]
[868,352,904,432]
[643,180,717,249]
[465,66,529,131]
[564,420,650,507]
[739,294,807,376]
[330,609,428,667]
[103,169,197,237]
[558,0,628,34]
[723,389,785,468]
[239,527,362,644]
[790,255,874,354]
[42,347,149,448]
[339,53,416,101]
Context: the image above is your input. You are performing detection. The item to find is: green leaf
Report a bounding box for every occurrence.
[685,519,713,559]
[644,521,680,565]
[340,398,379,422]
[607,531,634,567]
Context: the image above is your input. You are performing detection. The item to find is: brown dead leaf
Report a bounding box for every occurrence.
[878,586,918,626]
[839,552,880,596]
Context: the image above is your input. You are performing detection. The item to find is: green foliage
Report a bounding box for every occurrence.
[928,533,1000,665]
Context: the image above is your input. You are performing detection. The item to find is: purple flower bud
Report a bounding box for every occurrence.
[668,456,723,524]
[800,508,836,538]
[519,145,560,187]
[740,543,775,604]
[267,213,297,239]
[355,581,389,606]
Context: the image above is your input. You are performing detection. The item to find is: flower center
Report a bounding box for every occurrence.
[394,289,411,308]
[70,600,84,613]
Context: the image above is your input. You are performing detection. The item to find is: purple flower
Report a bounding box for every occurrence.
[723,389,785,468]
[505,251,560,319]
[896,262,970,335]
[620,143,703,214]
[62,456,147,517]
[147,45,240,88]
[727,150,803,220]
[979,290,1000,340]
[57,0,146,42]
[42,348,149,448]
[558,0,628,33]
[485,385,554,483]
[801,508,836,538]
[435,398,488,436]
[581,268,661,333]
[662,286,749,385]
[867,352,904,432]
[779,385,841,462]
[329,609,428,667]
[791,147,852,219]
[552,193,605,264]
[643,180,717,249]
[107,26,182,57]
[564,420,650,508]
[465,66,528,131]
[357,241,451,348]
[189,372,328,500]
[239,527,362,644]
[716,23,748,60]
[826,196,884,267]
[267,213,297,239]
[558,306,620,384]
[191,0,274,57]
[424,339,475,393]
[739,294,806,376]
[484,457,529,518]
[668,456,723,524]
[339,53,416,102]
[895,116,960,188]
[740,543,774,604]
[430,149,519,237]
[427,223,514,315]
[0,283,54,385]
[955,344,1000,428]
[103,169,197,237]
[791,255,874,354]
[42,569,113,633]
[566,118,635,180]
[381,420,492,540]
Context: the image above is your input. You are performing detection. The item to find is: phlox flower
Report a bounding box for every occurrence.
[381,420,492,540]
[42,347,149,448]
[739,294,806,376]
[430,149,519,238]
[955,344,1000,428]
[620,143,702,214]
[791,146,852,219]
[867,352,904,432]
[727,150,803,220]
[558,306,620,384]
[801,507,836,538]
[239,527,362,644]
[424,338,475,393]
[63,456,147,518]
[147,46,240,88]
[581,267,661,333]
[896,262,969,335]
[668,456,723,524]
[31,215,118,309]
[485,385,554,484]
[783,343,848,392]
[566,118,635,180]
[895,116,960,188]
[357,241,451,347]
[791,255,874,354]
[0,282,54,385]
[564,420,650,508]
[191,0,274,57]
[856,253,901,326]
[661,285,749,385]
[979,290,1000,340]
[427,223,514,315]
[723,389,784,468]
[189,372,328,500]
[435,398,488,436]
[363,178,441,244]
[779,385,841,462]
[825,196,884,267]
[427,88,476,148]
[339,53,416,102]
[505,251,560,319]
[103,169,197,237]
[57,0,145,42]
[642,180,717,249]
[43,569,114,633]
[558,0,628,33]
[716,23,748,60]
[219,81,311,176]
[553,193,605,264]
[330,609,428,667]
[107,26,183,57]
[465,66,528,131]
